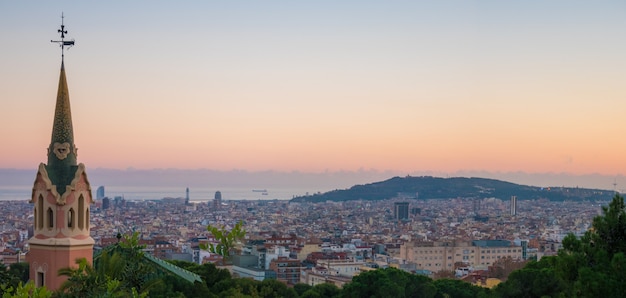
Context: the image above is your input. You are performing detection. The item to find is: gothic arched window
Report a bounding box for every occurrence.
[78,195,85,230]
[38,195,44,230]
[68,208,75,228]
[47,207,54,228]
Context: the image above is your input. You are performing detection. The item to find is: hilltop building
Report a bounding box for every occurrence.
[27,59,94,290]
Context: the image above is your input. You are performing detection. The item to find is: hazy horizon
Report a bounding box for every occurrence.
[1,167,622,192]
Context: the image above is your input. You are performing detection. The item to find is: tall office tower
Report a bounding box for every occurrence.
[28,19,94,291]
[214,191,222,210]
[473,198,481,213]
[185,187,190,204]
[394,202,410,220]
[96,186,105,200]
[510,196,517,216]
[102,197,110,210]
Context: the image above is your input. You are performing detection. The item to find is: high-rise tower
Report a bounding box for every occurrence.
[28,16,94,290]
[510,196,517,216]
[214,191,222,210]
[96,186,105,200]
[394,202,409,220]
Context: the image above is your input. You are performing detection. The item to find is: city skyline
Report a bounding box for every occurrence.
[1,2,625,181]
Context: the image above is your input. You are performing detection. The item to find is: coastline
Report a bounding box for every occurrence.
[0,185,323,201]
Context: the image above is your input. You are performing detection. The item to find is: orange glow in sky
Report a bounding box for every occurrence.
[1,1,625,178]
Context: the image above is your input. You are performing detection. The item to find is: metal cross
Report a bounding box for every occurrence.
[51,12,75,60]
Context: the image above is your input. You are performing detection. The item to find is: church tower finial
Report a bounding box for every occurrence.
[51,12,75,62]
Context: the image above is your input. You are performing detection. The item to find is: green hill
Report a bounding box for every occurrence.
[290,176,614,203]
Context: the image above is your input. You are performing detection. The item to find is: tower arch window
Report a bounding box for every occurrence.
[68,208,75,228]
[47,207,54,228]
[78,195,84,230]
[38,195,44,230]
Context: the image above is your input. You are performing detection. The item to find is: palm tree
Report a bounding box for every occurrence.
[56,232,198,297]
[57,258,106,297]
[201,220,246,265]
[56,236,154,297]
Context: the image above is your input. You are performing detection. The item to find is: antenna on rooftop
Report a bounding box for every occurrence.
[51,12,75,61]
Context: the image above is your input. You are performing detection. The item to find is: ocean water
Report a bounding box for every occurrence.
[0,185,321,201]
[0,186,32,201]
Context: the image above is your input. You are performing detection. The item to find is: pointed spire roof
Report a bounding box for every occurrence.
[50,61,75,152]
[46,61,78,193]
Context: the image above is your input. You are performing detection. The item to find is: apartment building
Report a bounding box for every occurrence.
[316,259,365,277]
[399,240,522,273]
[269,256,303,285]
[300,266,353,288]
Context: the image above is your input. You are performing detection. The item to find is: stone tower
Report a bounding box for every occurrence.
[28,59,94,290]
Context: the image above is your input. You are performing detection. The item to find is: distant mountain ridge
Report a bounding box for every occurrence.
[290,176,615,203]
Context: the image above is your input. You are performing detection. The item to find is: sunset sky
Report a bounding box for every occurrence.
[1,1,625,180]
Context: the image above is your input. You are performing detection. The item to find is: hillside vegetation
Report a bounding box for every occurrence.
[291,176,614,203]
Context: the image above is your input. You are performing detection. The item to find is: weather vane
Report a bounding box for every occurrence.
[51,12,75,60]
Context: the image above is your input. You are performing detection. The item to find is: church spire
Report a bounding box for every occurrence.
[29,14,94,291]
[47,14,78,193]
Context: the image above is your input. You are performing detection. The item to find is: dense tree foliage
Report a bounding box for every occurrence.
[5,263,28,287]
[0,263,47,298]
[341,267,438,298]
[293,283,313,296]
[302,283,341,298]
[433,278,490,298]
[291,176,613,203]
[0,263,32,297]
[1,281,52,298]
[0,263,14,296]
[493,258,566,298]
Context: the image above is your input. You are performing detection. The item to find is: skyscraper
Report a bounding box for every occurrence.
[510,196,517,216]
[28,18,94,290]
[102,197,110,210]
[185,187,190,204]
[214,191,222,210]
[394,202,409,220]
[472,198,481,214]
[96,186,105,200]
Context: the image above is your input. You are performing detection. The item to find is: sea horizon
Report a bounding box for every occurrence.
[0,185,326,202]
